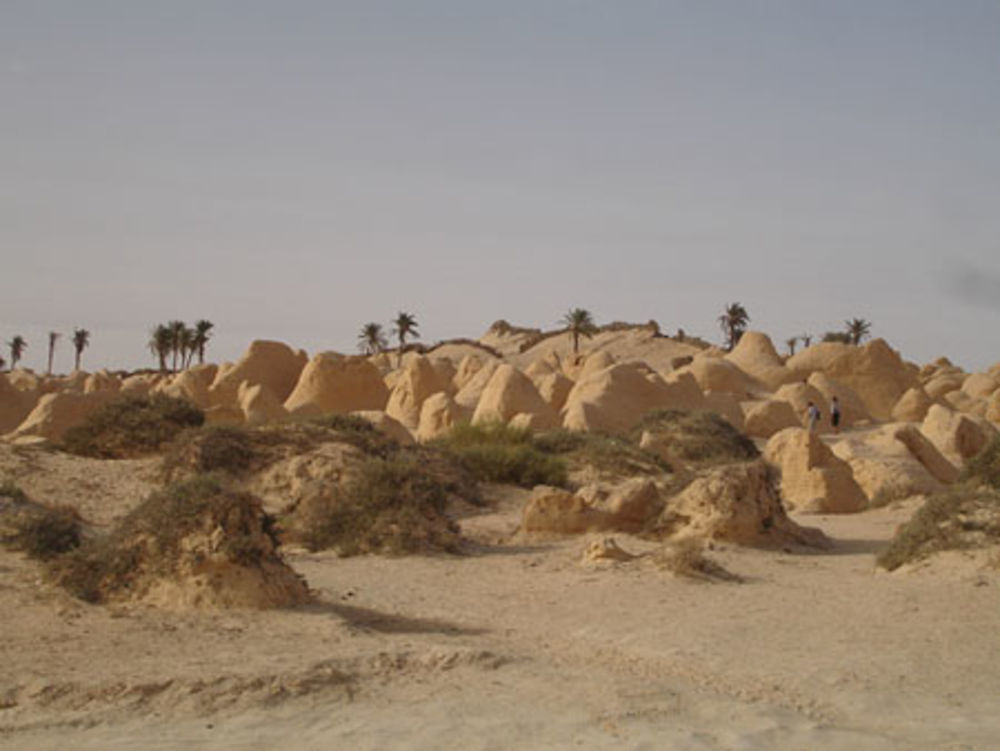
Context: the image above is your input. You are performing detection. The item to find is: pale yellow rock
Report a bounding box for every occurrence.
[680,357,758,395]
[831,431,942,500]
[806,372,871,428]
[520,487,610,535]
[702,391,746,430]
[891,386,935,423]
[452,354,489,393]
[962,372,1000,400]
[529,371,574,413]
[120,373,161,395]
[385,355,449,430]
[725,331,798,391]
[431,358,457,395]
[924,372,967,400]
[0,375,38,434]
[661,460,827,544]
[987,390,1000,423]
[943,389,987,417]
[742,399,800,439]
[454,360,501,410]
[921,404,988,465]
[158,369,212,408]
[416,392,467,442]
[284,353,389,416]
[238,381,287,425]
[572,350,616,382]
[581,538,638,564]
[203,405,245,426]
[5,369,42,393]
[773,382,828,429]
[893,424,960,484]
[763,428,868,513]
[208,340,307,408]
[83,370,121,395]
[352,410,414,444]
[472,365,559,429]
[8,390,117,442]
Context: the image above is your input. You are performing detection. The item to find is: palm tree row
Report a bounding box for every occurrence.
[148,320,213,373]
[357,313,420,366]
[3,329,90,373]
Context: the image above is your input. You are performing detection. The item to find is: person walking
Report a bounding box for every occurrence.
[806,401,821,432]
[830,396,842,434]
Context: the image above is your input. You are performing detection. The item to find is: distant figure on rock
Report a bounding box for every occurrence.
[806,401,821,432]
[830,396,841,434]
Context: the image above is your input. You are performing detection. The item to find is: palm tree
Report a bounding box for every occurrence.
[8,335,27,370]
[358,322,388,355]
[72,328,90,371]
[47,331,61,375]
[192,320,214,365]
[392,312,419,366]
[717,302,750,351]
[180,325,198,369]
[561,307,598,356]
[800,333,813,348]
[785,336,798,356]
[844,318,872,346]
[167,320,186,372]
[149,324,172,372]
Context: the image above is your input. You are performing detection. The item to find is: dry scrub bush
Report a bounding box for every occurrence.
[0,481,82,560]
[284,454,463,556]
[632,409,759,465]
[50,475,287,603]
[62,394,204,458]
[536,428,671,479]
[433,422,569,488]
[652,538,742,582]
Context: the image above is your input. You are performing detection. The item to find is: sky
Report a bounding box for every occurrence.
[2,1,1000,374]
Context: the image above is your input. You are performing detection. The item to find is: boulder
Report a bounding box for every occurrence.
[158,369,212,408]
[763,428,868,513]
[120,373,161,395]
[921,404,989,465]
[893,424,960,484]
[681,357,757,395]
[471,365,559,429]
[725,331,798,390]
[561,362,701,433]
[352,410,414,444]
[283,353,389,416]
[891,386,935,423]
[830,429,943,500]
[238,382,287,425]
[385,355,450,430]
[656,460,828,545]
[943,389,987,417]
[208,340,307,408]
[923,372,966,400]
[452,354,491,392]
[742,399,801,439]
[528,370,574,413]
[787,339,919,420]
[8,390,117,442]
[416,392,468,442]
[520,487,611,535]
[773,382,829,429]
[962,372,999,400]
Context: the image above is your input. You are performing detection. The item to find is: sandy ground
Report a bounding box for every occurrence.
[2,448,1000,750]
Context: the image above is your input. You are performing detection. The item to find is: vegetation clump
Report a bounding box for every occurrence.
[960,435,1000,491]
[284,454,462,556]
[432,422,569,488]
[0,481,82,560]
[62,394,204,458]
[631,410,759,465]
[50,475,293,603]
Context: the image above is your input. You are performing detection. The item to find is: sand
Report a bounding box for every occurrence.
[2,448,1000,750]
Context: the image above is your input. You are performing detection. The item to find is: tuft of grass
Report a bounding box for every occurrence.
[535,428,671,478]
[49,475,281,602]
[433,422,568,488]
[631,409,759,465]
[1,481,83,560]
[62,394,204,459]
[877,483,1000,571]
[961,435,1000,491]
[652,538,742,582]
[285,454,462,556]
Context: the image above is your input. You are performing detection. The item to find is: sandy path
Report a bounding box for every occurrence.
[3,466,1000,749]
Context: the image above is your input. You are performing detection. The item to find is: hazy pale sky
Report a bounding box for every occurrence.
[3,1,999,373]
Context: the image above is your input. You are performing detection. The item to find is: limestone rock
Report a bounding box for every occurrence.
[681,357,758,395]
[806,372,871,428]
[962,372,999,400]
[238,382,287,426]
[702,391,746,431]
[581,538,639,565]
[203,405,245,426]
[830,429,943,500]
[452,354,491,393]
[592,478,661,533]
[528,370,574,413]
[921,404,988,465]
[8,390,117,442]
[416,392,468,442]
[209,341,307,408]
[385,355,450,430]
[120,373,161,395]
[158,369,212,408]
[520,487,610,535]
[83,370,121,395]
[742,399,801,439]
[922,372,966,400]
[893,424,960,484]
[454,360,501,410]
[943,389,987,417]
[284,353,389,416]
[763,428,868,513]
[472,365,559,429]
[987,390,1000,423]
[657,460,828,545]
[891,386,935,423]
[773,382,828,429]
[725,331,798,390]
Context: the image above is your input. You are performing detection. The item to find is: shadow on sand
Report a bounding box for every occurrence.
[303,600,489,636]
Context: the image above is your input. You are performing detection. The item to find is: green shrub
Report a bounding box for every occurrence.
[163,425,254,477]
[1,481,83,560]
[50,475,281,602]
[62,394,204,458]
[433,422,568,487]
[877,483,1000,571]
[961,435,1000,491]
[306,414,400,457]
[631,409,759,464]
[287,455,462,556]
